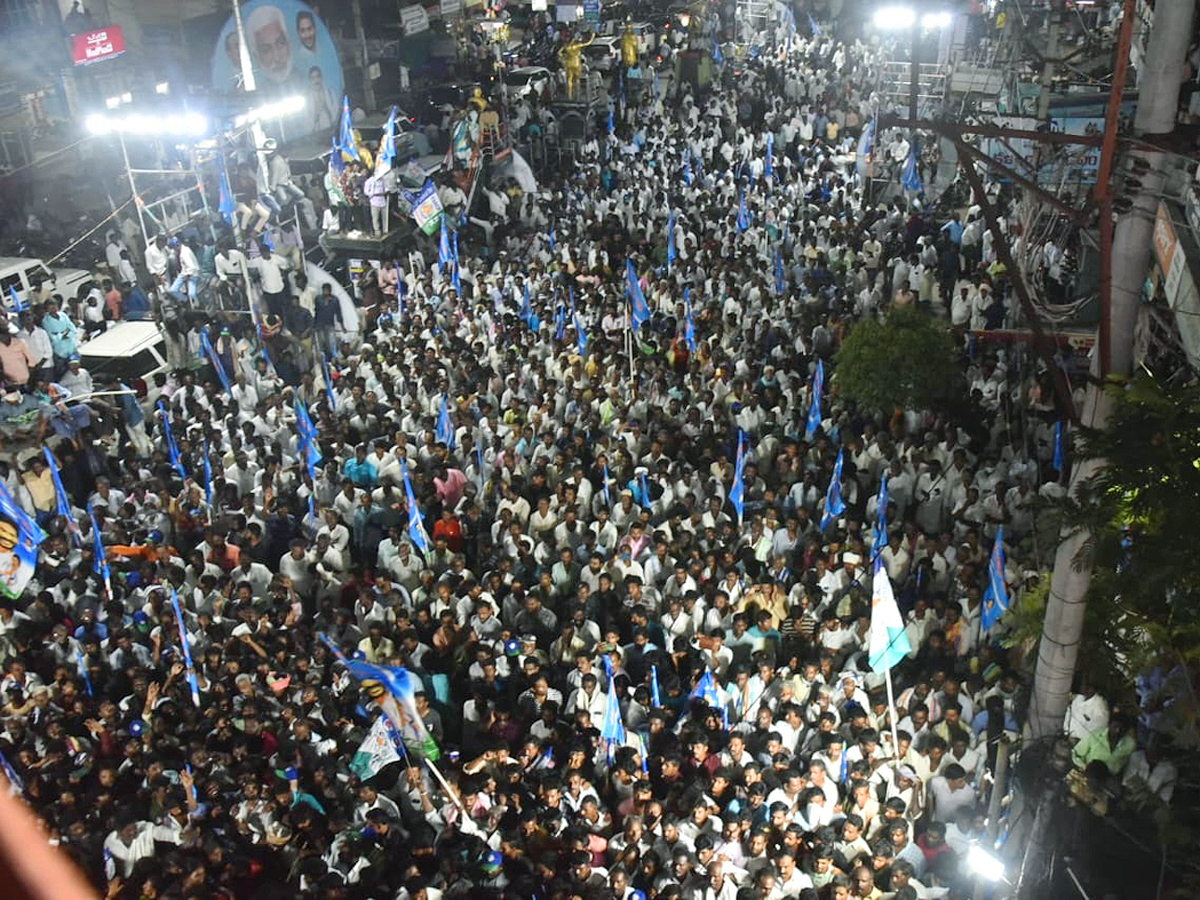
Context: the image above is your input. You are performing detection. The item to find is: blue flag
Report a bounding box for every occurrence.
[437,394,456,450]
[7,286,24,313]
[169,589,202,708]
[451,228,461,295]
[982,526,1010,632]
[329,135,345,175]
[712,38,724,64]
[199,328,233,396]
[627,260,650,332]
[607,100,615,136]
[819,448,847,531]
[75,646,93,696]
[520,282,532,323]
[872,473,889,558]
[765,132,774,181]
[692,670,726,728]
[400,460,431,553]
[87,502,111,594]
[601,463,612,507]
[339,96,360,161]
[805,359,825,440]
[774,248,785,294]
[736,190,750,232]
[683,148,693,185]
[321,350,338,412]
[600,678,626,753]
[684,287,697,353]
[43,447,82,545]
[318,636,440,760]
[666,209,676,272]
[548,223,556,252]
[218,161,236,225]
[202,437,213,513]
[1053,421,1064,471]
[729,430,746,525]
[476,441,486,496]
[438,215,453,274]
[902,139,923,193]
[157,402,187,479]
[650,664,662,708]
[378,106,398,169]
[555,301,566,342]
[0,748,24,792]
[295,400,322,479]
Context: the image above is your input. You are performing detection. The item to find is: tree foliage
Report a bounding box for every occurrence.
[834,306,962,413]
[1046,372,1200,894]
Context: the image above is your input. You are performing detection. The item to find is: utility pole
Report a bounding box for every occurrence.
[1028,0,1197,742]
[1036,0,1062,121]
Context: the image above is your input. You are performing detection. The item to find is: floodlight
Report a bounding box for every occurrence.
[155,82,170,94]
[967,845,1005,882]
[873,5,915,28]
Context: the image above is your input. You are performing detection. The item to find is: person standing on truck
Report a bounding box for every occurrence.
[16,311,50,384]
[144,234,171,291]
[40,298,79,376]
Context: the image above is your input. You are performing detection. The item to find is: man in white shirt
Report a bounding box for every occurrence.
[169,237,201,305]
[144,234,171,288]
[249,244,291,317]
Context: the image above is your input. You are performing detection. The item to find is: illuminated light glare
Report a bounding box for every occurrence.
[155,82,170,94]
[873,5,915,28]
[234,95,305,128]
[105,95,121,109]
[120,92,132,103]
[86,111,209,137]
[922,11,953,27]
[967,846,1005,882]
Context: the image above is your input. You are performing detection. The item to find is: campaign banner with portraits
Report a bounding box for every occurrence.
[210,0,344,138]
[0,479,44,601]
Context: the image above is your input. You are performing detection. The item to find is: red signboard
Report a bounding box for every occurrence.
[71,27,126,66]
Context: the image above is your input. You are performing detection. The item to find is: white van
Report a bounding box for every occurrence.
[0,257,94,308]
[77,321,169,389]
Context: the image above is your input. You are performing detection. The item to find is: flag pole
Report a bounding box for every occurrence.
[884,664,902,766]
[626,298,635,384]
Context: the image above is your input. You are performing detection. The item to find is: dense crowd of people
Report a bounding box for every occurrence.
[0,6,1176,900]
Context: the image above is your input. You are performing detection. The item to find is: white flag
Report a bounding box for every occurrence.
[350,717,401,779]
[868,561,912,673]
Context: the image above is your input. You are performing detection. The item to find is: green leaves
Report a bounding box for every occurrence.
[834,306,962,413]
